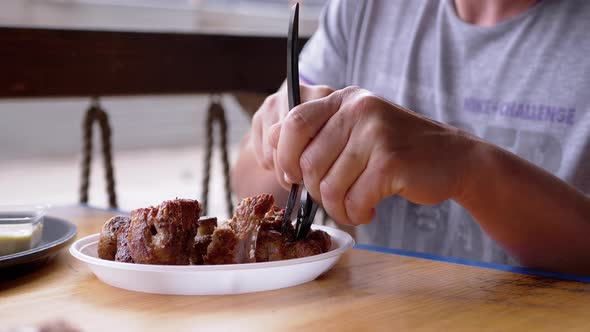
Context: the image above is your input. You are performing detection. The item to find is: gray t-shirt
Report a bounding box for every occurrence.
[298,0,590,264]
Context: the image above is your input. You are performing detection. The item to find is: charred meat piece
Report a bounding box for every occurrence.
[206,194,275,264]
[254,226,287,262]
[231,194,275,263]
[204,226,239,265]
[304,229,332,253]
[196,216,217,236]
[287,229,332,259]
[114,222,134,263]
[190,234,213,265]
[97,215,130,261]
[290,229,332,258]
[256,228,332,261]
[230,193,275,234]
[261,205,294,236]
[255,206,292,262]
[255,207,332,262]
[128,199,201,265]
[288,240,323,258]
[190,217,217,265]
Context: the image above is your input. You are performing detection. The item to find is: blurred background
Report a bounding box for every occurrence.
[0,0,325,220]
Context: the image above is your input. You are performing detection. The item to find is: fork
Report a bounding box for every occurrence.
[281,2,319,241]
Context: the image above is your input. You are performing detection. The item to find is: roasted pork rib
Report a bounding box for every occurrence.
[127,199,201,265]
[98,195,331,265]
[205,193,275,264]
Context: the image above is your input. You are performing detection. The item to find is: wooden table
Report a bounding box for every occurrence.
[2,206,590,331]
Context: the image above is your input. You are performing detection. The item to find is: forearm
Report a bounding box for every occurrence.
[455,138,590,275]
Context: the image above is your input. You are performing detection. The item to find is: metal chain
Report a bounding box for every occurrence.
[201,96,234,217]
[79,97,118,209]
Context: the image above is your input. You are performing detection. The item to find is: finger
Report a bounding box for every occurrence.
[269,84,337,174]
[253,92,286,170]
[251,112,267,169]
[277,93,342,183]
[344,150,401,225]
[317,137,371,225]
[273,148,291,191]
[298,109,353,205]
[268,122,281,149]
[261,115,276,169]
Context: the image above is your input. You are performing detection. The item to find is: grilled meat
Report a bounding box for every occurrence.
[196,216,217,236]
[97,215,130,261]
[127,199,201,265]
[255,206,331,262]
[190,217,217,265]
[206,194,275,264]
[97,195,331,265]
[114,222,134,263]
[203,226,239,265]
[191,234,213,265]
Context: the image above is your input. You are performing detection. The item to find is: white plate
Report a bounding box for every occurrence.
[69,225,354,295]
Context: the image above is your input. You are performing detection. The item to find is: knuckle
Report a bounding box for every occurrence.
[364,117,385,139]
[319,179,340,204]
[299,150,315,179]
[341,86,361,96]
[343,195,358,218]
[284,107,308,132]
[338,85,367,101]
[359,112,389,142]
[350,93,380,113]
[340,90,382,121]
[262,93,279,110]
[318,85,335,96]
[252,110,262,124]
[376,154,403,197]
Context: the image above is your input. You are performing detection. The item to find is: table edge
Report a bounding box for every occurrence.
[354,244,590,283]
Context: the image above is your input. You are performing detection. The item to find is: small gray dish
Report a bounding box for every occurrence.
[0,216,77,271]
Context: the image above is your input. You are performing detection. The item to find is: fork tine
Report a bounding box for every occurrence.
[282,184,299,234]
[295,188,319,240]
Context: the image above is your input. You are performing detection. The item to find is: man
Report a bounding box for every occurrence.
[232,0,590,275]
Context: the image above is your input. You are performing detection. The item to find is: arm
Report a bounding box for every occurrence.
[270,86,590,275]
[457,139,590,275]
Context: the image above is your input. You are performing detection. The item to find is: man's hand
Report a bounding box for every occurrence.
[237,84,590,274]
[267,86,476,225]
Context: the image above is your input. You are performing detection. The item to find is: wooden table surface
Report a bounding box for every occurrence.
[2,206,590,331]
